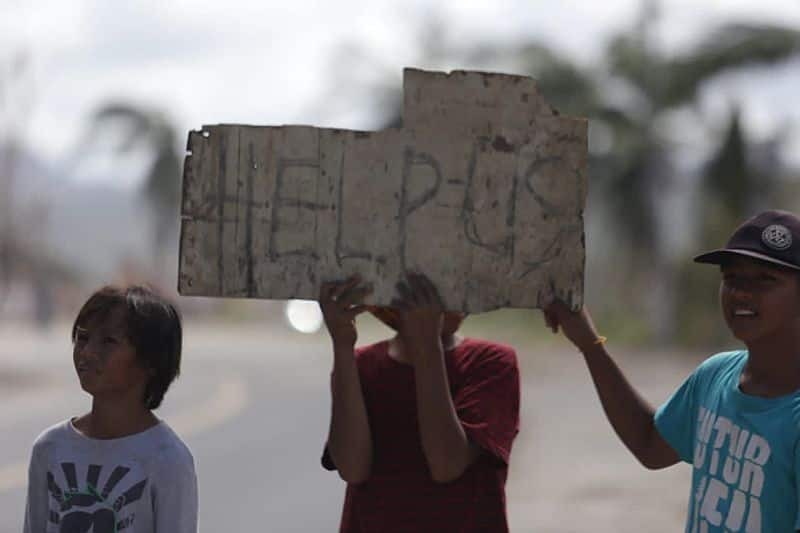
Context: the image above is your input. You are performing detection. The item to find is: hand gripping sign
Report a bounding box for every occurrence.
[178,68,587,312]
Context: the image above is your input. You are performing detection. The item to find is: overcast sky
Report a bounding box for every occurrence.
[2,0,800,188]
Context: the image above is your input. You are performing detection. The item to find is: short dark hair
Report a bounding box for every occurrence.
[72,285,182,409]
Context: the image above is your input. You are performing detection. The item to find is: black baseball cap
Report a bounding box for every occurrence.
[694,210,800,271]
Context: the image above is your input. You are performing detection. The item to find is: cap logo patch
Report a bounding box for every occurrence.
[762,224,792,251]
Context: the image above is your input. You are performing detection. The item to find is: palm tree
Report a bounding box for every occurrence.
[605,14,800,239]
[602,8,800,340]
[72,103,182,273]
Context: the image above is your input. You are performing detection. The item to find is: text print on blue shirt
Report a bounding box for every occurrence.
[691,407,770,532]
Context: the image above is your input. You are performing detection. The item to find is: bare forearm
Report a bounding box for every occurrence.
[545,302,678,469]
[413,347,475,483]
[580,344,672,468]
[328,344,372,483]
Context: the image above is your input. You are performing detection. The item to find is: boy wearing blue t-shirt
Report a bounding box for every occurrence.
[545,210,800,532]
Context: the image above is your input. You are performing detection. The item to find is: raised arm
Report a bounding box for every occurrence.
[394,274,481,483]
[544,300,679,470]
[321,277,374,484]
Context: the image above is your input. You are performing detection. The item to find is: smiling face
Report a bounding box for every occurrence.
[719,257,800,345]
[72,305,151,403]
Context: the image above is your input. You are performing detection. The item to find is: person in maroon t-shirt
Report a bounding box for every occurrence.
[319,272,520,532]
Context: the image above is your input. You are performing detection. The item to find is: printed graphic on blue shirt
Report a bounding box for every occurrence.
[47,462,147,532]
[654,351,800,533]
[690,407,769,532]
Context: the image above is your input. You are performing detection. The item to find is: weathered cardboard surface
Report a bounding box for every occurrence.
[179,68,587,312]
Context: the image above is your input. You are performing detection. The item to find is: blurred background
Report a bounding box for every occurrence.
[1,0,799,531]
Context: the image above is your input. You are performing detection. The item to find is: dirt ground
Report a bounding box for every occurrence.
[507,341,699,532]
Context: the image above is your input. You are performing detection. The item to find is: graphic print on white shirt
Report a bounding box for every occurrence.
[691,406,770,533]
[47,462,147,533]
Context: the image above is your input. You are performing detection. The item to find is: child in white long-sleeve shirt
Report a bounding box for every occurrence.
[24,285,198,533]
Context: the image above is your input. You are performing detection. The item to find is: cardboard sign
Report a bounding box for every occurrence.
[179,68,587,312]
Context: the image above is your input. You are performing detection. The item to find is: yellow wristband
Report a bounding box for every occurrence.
[593,336,608,345]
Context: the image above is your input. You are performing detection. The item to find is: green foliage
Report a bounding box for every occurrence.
[583,20,800,344]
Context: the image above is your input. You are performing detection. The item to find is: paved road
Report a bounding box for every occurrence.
[1,319,699,532]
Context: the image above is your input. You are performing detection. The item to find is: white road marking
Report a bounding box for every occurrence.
[169,377,248,437]
[0,375,248,493]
